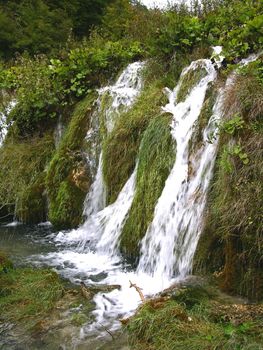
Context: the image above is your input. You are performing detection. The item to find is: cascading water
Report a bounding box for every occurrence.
[0,100,16,147]
[137,52,260,282]
[54,115,64,148]
[137,59,219,279]
[83,61,145,219]
[99,61,145,133]
[30,54,260,344]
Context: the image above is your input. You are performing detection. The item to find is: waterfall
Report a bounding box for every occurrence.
[83,153,106,218]
[0,100,16,147]
[99,61,145,133]
[54,115,64,148]
[83,61,145,218]
[53,61,145,246]
[33,55,261,337]
[137,53,260,281]
[137,59,219,279]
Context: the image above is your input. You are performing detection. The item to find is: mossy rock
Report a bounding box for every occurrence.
[171,285,212,309]
[127,288,263,350]
[193,62,263,302]
[46,92,96,229]
[48,179,87,229]
[16,175,47,224]
[0,266,65,331]
[120,114,176,260]
[103,80,168,204]
[177,65,207,103]
[0,133,55,224]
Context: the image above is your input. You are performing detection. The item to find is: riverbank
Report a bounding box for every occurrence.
[1,244,262,350]
[126,278,263,350]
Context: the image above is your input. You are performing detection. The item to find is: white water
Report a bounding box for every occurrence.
[0,100,16,146]
[83,153,106,218]
[83,61,145,218]
[137,59,218,279]
[54,115,64,148]
[99,61,145,133]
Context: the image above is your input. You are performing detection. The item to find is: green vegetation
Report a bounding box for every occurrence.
[46,94,96,228]
[0,251,13,273]
[127,285,263,350]
[194,58,263,301]
[0,0,113,58]
[189,84,217,155]
[176,65,207,103]
[102,80,168,204]
[0,0,262,312]
[0,265,64,329]
[0,251,95,336]
[120,114,175,259]
[0,133,54,222]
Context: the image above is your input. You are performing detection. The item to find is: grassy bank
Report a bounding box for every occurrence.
[126,284,263,350]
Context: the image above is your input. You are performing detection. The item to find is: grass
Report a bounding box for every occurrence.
[46,92,96,228]
[119,114,176,259]
[0,266,64,329]
[193,57,263,301]
[102,79,168,204]
[126,286,263,350]
[176,64,207,103]
[0,133,55,223]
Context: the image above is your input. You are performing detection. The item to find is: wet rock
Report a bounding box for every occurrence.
[80,282,121,299]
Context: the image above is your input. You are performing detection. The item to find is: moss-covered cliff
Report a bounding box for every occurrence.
[194,57,263,301]
[46,93,97,229]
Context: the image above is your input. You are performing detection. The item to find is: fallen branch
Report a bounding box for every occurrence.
[129,280,145,302]
[98,322,115,340]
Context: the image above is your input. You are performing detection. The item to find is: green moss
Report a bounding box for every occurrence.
[120,114,176,259]
[71,313,87,326]
[0,133,55,223]
[189,84,217,156]
[16,175,47,224]
[46,92,96,229]
[0,267,64,329]
[193,60,263,301]
[103,80,168,204]
[177,66,207,103]
[48,180,86,228]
